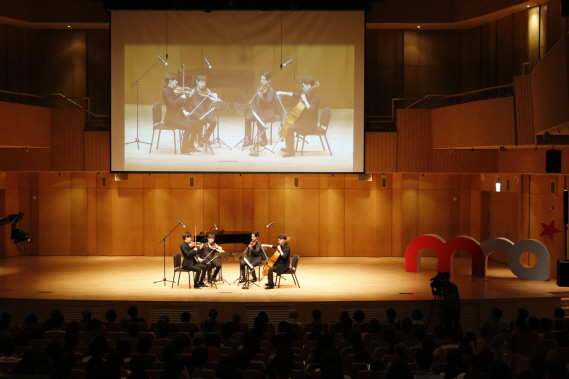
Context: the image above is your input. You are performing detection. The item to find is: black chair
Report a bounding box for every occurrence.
[294,107,333,156]
[149,102,178,154]
[172,253,194,288]
[277,254,300,288]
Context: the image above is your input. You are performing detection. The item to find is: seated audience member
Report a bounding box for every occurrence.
[413,349,439,379]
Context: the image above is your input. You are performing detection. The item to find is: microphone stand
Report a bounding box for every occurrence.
[126,59,162,149]
[154,222,181,285]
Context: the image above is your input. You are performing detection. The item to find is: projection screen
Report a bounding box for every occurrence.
[111,10,364,173]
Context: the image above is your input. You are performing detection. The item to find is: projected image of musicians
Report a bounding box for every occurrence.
[276,77,320,158]
[162,73,202,154]
[188,75,219,147]
[244,71,274,148]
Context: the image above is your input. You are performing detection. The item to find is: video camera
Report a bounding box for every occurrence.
[430,272,445,296]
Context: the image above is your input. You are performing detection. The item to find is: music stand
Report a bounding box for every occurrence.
[242,257,259,289]
[250,126,275,157]
[126,60,160,149]
[232,252,246,284]
[208,251,231,286]
[204,101,232,150]
[234,103,264,150]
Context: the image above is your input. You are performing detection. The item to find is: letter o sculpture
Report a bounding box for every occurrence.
[507,239,550,281]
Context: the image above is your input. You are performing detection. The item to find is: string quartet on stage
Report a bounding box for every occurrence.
[179,230,291,290]
[162,67,321,158]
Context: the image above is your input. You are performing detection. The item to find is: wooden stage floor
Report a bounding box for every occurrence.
[0,256,564,331]
[0,256,562,303]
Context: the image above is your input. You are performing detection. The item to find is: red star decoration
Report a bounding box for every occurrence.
[540,220,561,241]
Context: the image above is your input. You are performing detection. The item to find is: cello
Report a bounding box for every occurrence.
[278,82,319,138]
[263,237,291,276]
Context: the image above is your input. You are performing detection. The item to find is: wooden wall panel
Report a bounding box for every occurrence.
[431,150,498,173]
[365,132,397,173]
[432,97,516,149]
[513,75,535,146]
[112,189,144,256]
[496,15,515,85]
[50,109,85,171]
[325,188,345,257]
[0,102,51,148]
[396,109,432,173]
[345,189,377,256]
[399,189,419,257]
[0,190,4,258]
[285,189,319,257]
[376,190,393,257]
[529,193,564,275]
[417,189,461,240]
[96,188,113,256]
[38,187,72,255]
[531,35,569,134]
[71,188,88,256]
[84,131,110,172]
[268,189,285,244]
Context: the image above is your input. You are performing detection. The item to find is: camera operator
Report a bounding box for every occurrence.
[431,272,462,340]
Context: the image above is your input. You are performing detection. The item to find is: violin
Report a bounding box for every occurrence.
[278,82,319,138]
[198,87,222,102]
[174,86,193,95]
[209,242,225,253]
[261,83,270,95]
[189,241,203,249]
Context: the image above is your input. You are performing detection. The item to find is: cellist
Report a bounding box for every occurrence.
[275,77,319,158]
[261,233,290,290]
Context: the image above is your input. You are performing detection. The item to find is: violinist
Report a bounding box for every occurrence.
[244,71,275,147]
[239,231,264,283]
[276,76,320,158]
[261,233,290,290]
[197,233,223,285]
[162,73,201,154]
[180,232,207,288]
[188,75,218,147]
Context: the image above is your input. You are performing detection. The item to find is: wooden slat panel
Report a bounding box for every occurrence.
[0,102,51,148]
[84,131,110,172]
[38,187,72,255]
[326,188,345,257]
[51,109,85,171]
[365,132,397,173]
[432,97,516,149]
[431,149,498,173]
[514,75,535,146]
[396,109,432,173]
[285,189,319,257]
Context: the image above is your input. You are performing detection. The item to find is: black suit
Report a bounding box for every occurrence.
[180,241,206,285]
[285,90,320,150]
[188,88,217,144]
[162,86,201,153]
[267,243,290,286]
[198,244,221,282]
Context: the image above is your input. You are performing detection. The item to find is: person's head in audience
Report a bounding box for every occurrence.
[159,314,170,323]
[517,308,530,321]
[341,317,353,334]
[86,318,103,333]
[192,346,208,367]
[82,308,92,322]
[400,318,412,333]
[157,319,169,338]
[434,324,448,340]
[415,349,434,372]
[382,329,396,344]
[129,355,147,377]
[116,339,132,359]
[203,317,216,332]
[137,337,152,354]
[127,306,141,321]
[289,310,299,321]
[278,320,290,333]
[488,360,512,379]
[386,308,397,324]
[217,355,238,379]
[539,317,553,333]
[339,310,349,322]
[368,318,381,333]
[89,336,108,359]
[490,307,502,321]
[393,342,412,364]
[471,348,494,374]
[127,322,141,337]
[528,317,539,332]
[412,309,423,322]
[253,316,265,331]
[208,308,218,321]
[0,313,11,331]
[181,311,191,323]
[312,308,322,321]
[553,319,566,332]
[554,307,565,319]
[354,310,365,324]
[387,361,413,379]
[66,321,80,337]
[51,309,65,329]
[106,309,117,323]
[258,311,269,324]
[414,328,427,343]
[235,350,252,370]
[25,313,38,325]
[232,313,241,323]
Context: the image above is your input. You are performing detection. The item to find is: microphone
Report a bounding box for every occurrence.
[213,222,218,230]
[266,222,274,228]
[158,55,168,66]
[179,220,186,228]
[205,58,212,69]
[281,59,293,67]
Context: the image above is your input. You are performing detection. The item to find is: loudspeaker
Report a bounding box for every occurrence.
[563,190,569,225]
[563,0,569,17]
[546,149,562,173]
[558,260,569,286]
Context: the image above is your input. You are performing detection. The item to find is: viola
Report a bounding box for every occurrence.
[174,86,193,95]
